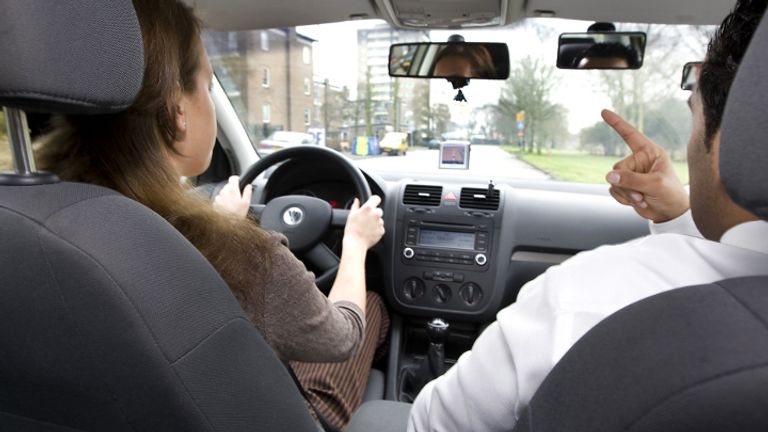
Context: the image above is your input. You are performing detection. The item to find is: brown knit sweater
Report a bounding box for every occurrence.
[238,232,365,363]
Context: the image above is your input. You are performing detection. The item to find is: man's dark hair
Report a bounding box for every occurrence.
[699,0,768,149]
[574,42,640,68]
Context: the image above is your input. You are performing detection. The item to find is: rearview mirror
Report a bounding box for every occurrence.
[389,42,510,79]
[556,32,646,70]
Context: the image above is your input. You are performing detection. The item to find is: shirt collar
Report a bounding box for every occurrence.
[720,220,768,254]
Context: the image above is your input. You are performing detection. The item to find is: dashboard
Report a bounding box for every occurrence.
[256,159,649,323]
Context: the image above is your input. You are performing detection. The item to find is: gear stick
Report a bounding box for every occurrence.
[426,318,449,377]
[399,318,450,402]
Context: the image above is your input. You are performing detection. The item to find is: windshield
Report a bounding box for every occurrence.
[204,19,714,183]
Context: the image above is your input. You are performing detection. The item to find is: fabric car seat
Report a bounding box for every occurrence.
[512,11,768,432]
[0,1,318,430]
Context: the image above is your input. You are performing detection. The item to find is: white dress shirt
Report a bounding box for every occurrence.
[408,211,768,432]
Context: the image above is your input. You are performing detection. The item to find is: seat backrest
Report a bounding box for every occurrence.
[513,9,768,432]
[512,277,768,432]
[0,1,317,430]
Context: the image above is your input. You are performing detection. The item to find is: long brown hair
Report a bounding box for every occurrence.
[36,0,271,306]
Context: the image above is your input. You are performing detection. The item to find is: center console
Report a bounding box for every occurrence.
[385,181,511,322]
[383,180,515,400]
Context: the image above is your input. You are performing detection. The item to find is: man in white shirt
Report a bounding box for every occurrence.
[408,1,768,431]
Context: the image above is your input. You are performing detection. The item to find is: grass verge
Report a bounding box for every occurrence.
[502,146,689,185]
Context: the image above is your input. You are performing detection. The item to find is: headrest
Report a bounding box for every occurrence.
[721,13,768,220]
[0,1,144,114]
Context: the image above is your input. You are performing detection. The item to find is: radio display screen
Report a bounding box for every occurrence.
[418,229,476,250]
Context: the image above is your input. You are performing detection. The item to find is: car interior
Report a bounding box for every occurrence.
[1,0,767,431]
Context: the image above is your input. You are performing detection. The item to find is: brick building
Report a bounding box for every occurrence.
[205,28,315,141]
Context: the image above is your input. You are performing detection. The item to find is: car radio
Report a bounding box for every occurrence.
[401,219,491,268]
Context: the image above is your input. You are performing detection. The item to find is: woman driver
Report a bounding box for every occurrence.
[35,0,388,429]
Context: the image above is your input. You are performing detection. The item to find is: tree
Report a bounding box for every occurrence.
[579,121,622,155]
[390,77,401,130]
[411,82,431,137]
[364,65,373,136]
[643,97,691,160]
[432,103,451,137]
[539,104,571,150]
[595,24,710,135]
[498,56,559,154]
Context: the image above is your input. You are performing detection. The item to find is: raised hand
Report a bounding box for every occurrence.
[602,109,689,223]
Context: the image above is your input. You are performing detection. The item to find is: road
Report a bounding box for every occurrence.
[355,145,551,180]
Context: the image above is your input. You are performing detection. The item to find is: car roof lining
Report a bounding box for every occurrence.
[188,0,731,31]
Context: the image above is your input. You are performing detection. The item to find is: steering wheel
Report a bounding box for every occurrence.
[238,146,372,291]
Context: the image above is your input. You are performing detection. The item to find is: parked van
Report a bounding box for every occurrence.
[379,132,408,156]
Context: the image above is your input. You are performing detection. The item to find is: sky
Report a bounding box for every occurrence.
[297,19,711,135]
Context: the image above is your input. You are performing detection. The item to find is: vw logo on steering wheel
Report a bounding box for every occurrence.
[282,207,305,226]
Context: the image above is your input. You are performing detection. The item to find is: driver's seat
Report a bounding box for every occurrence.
[0,1,317,430]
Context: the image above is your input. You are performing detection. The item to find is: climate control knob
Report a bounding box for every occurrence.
[459,282,483,307]
[433,284,452,304]
[402,277,425,301]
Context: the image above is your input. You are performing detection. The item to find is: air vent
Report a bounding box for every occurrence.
[460,187,500,210]
[403,185,443,207]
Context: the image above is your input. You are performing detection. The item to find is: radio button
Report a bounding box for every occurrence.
[460,259,474,265]
[475,254,488,266]
[453,273,465,282]
[403,247,415,259]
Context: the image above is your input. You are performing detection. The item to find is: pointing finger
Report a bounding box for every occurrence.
[601,109,656,155]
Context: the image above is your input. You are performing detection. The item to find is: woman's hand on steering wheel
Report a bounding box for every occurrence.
[343,195,385,251]
[213,175,253,219]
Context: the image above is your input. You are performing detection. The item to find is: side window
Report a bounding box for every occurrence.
[0,111,9,171]
[193,141,234,185]
[260,31,269,51]
[262,67,270,88]
[227,33,236,50]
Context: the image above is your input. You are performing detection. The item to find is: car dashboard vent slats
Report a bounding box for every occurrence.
[403,185,443,206]
[460,188,500,210]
